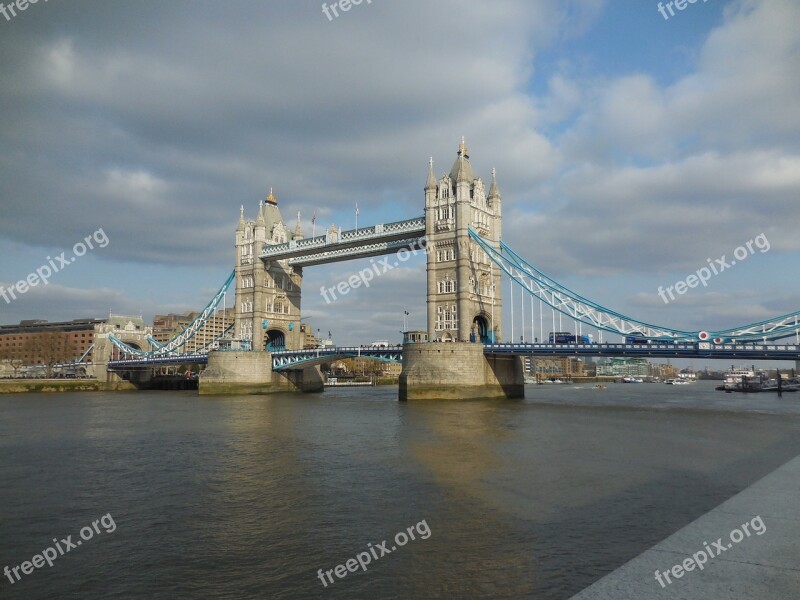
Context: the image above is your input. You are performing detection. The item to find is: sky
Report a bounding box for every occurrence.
[1,0,798,363]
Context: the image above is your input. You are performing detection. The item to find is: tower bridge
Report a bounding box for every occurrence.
[101,139,800,398]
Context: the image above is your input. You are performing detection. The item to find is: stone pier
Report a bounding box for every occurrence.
[199,351,324,395]
[399,342,524,400]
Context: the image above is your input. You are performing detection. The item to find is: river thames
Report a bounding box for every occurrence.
[2,382,800,599]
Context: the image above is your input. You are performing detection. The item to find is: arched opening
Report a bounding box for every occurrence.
[265,329,286,351]
[472,315,491,344]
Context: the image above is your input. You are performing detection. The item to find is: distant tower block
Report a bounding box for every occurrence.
[235,189,304,352]
[424,139,503,343]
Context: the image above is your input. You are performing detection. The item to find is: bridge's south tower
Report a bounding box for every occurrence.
[425,139,503,343]
[235,189,304,351]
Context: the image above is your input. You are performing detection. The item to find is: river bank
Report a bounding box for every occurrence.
[0,379,137,394]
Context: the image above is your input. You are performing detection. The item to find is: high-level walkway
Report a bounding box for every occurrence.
[571,454,800,599]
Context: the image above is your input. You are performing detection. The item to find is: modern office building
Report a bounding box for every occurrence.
[152,307,236,354]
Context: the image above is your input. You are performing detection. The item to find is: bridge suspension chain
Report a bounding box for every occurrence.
[470,229,800,343]
[108,270,236,358]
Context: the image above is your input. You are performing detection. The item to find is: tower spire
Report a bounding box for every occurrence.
[450,137,474,183]
[459,136,468,158]
[489,167,500,199]
[294,210,304,239]
[425,156,437,190]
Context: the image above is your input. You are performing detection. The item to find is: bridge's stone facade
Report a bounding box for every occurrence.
[425,139,503,343]
[235,189,305,352]
[92,315,152,386]
[400,342,523,400]
[215,140,520,399]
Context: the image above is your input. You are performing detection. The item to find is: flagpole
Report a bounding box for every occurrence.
[355,203,359,232]
[312,211,317,238]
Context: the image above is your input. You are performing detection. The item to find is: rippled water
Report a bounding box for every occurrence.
[2,382,800,599]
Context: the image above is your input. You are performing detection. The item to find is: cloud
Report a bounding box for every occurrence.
[0,0,797,343]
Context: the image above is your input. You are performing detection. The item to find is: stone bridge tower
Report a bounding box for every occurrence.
[424,139,503,343]
[235,189,304,351]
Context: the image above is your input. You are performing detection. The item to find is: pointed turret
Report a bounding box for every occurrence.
[294,210,304,240]
[425,157,437,190]
[255,199,266,227]
[449,136,475,183]
[488,167,500,200]
[237,205,245,231]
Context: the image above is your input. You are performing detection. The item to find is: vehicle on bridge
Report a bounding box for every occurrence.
[624,331,650,345]
[549,332,593,344]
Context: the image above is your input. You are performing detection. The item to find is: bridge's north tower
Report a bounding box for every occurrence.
[235,189,304,351]
[424,139,503,343]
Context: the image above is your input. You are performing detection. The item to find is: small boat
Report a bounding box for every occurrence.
[720,367,768,392]
[665,379,690,385]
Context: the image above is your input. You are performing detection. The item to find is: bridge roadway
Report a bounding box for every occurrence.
[106,341,800,372]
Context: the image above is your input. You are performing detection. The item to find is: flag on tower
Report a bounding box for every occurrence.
[355,203,359,216]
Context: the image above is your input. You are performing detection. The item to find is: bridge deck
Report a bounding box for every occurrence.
[107,342,800,372]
